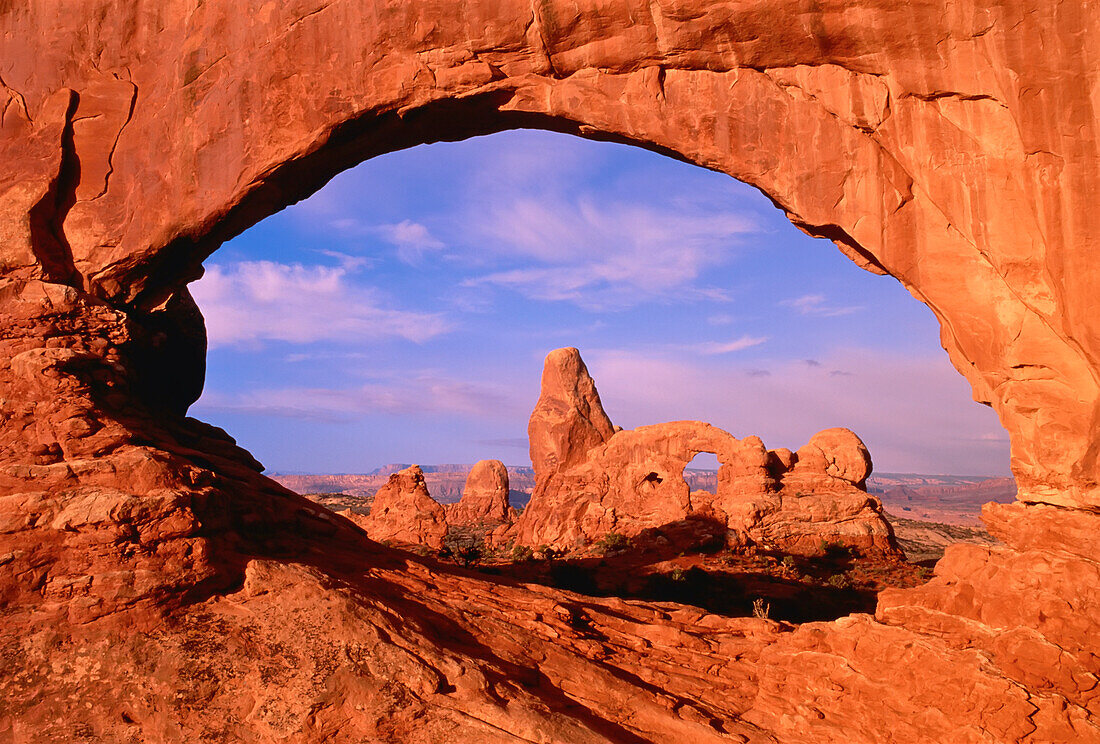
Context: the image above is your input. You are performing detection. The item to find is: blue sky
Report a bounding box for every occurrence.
[189,130,1011,476]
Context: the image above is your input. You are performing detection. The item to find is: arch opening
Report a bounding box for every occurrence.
[684,452,719,496]
[186,129,1012,618]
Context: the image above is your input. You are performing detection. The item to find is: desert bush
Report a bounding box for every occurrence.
[752,598,771,620]
[596,531,632,555]
[826,573,852,589]
[780,555,796,569]
[511,544,534,563]
[441,528,486,568]
[670,567,686,582]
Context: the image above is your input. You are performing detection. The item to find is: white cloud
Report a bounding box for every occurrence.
[321,217,446,265]
[191,260,451,348]
[377,220,445,264]
[583,347,1011,476]
[691,335,768,355]
[781,293,863,317]
[315,248,374,271]
[463,196,758,310]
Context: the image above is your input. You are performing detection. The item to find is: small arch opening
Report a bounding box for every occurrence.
[684,452,719,495]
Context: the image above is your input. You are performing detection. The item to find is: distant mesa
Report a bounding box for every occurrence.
[369,463,474,476]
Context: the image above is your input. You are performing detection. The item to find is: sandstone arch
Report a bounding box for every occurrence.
[3,1,1096,507]
[518,348,896,554]
[3,2,1100,741]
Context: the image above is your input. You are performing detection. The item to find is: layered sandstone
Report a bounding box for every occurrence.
[515,350,896,554]
[2,1,1100,742]
[349,465,447,549]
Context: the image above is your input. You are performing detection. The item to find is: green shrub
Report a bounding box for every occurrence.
[511,544,534,563]
[670,567,686,582]
[596,531,632,555]
[826,573,852,590]
[780,555,796,569]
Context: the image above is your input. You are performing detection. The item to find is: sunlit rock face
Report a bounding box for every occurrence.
[516,349,897,554]
[445,459,513,527]
[2,2,1100,742]
[348,465,448,549]
[528,348,617,478]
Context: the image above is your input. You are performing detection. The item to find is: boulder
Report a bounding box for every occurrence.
[792,427,873,488]
[445,459,511,527]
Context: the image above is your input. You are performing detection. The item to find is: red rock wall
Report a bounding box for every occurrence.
[3,0,1098,506]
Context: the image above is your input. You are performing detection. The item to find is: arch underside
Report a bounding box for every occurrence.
[2,1,1099,741]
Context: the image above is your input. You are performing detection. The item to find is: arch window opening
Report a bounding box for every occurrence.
[684,452,720,495]
[189,130,1013,621]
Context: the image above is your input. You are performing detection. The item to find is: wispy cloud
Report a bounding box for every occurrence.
[324,217,446,265]
[462,197,758,310]
[691,335,768,355]
[316,248,374,271]
[191,260,451,349]
[194,373,519,421]
[781,293,863,317]
[378,220,445,264]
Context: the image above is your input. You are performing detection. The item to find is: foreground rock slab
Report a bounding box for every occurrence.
[3,512,1097,743]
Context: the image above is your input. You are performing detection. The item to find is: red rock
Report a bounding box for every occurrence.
[528,347,616,481]
[349,465,447,549]
[792,427,873,488]
[516,350,896,555]
[445,459,512,527]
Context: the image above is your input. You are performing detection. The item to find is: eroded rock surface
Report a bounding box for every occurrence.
[349,465,447,549]
[516,350,896,554]
[528,347,617,478]
[2,1,1100,742]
